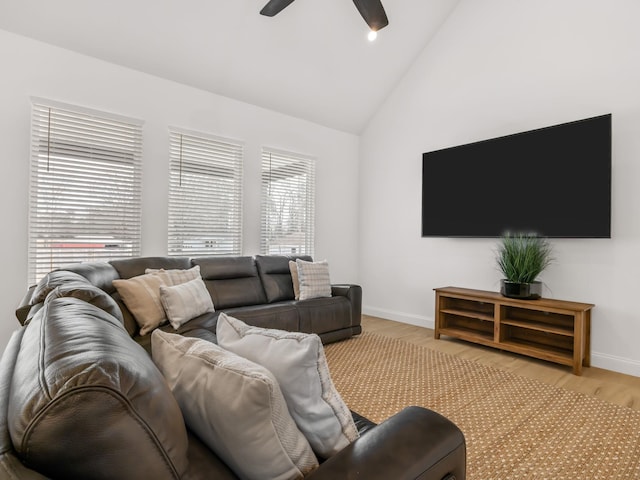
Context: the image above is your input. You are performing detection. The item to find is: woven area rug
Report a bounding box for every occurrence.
[323,332,640,479]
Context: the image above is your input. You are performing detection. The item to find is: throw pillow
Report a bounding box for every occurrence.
[113,266,201,335]
[159,277,214,329]
[145,265,201,285]
[151,330,318,480]
[289,260,301,300]
[216,313,359,458]
[295,259,331,301]
[112,273,168,335]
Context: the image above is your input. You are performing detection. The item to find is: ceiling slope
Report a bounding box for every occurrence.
[0,0,459,133]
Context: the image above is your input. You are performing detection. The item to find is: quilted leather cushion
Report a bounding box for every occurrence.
[193,256,266,309]
[29,270,91,305]
[60,262,121,294]
[255,255,312,303]
[7,298,189,480]
[110,256,192,280]
[45,281,124,325]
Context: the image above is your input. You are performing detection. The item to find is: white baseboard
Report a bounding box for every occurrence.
[362,305,434,330]
[363,305,640,378]
[590,352,640,378]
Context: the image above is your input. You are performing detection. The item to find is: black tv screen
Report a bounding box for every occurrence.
[421,114,612,238]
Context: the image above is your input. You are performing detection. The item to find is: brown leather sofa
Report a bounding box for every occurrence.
[16,255,363,350]
[1,255,466,479]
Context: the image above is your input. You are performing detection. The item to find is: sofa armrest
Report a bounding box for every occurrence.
[306,406,465,480]
[331,284,362,328]
[1,329,51,479]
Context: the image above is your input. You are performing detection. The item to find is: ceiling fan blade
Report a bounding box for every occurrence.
[352,0,388,31]
[260,0,296,17]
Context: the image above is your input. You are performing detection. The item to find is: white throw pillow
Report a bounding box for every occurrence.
[151,330,318,480]
[295,259,331,301]
[216,313,359,458]
[159,277,214,329]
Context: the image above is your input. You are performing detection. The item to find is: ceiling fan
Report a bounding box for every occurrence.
[260,0,389,33]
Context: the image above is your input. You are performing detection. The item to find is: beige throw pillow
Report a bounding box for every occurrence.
[295,259,331,301]
[216,313,359,458]
[159,277,214,329]
[113,266,201,335]
[145,265,201,285]
[289,260,300,300]
[151,330,318,480]
[113,273,169,335]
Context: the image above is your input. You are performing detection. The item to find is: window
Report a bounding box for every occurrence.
[260,148,315,256]
[28,99,143,284]
[168,129,243,256]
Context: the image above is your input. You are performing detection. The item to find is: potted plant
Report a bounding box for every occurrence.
[496,232,553,299]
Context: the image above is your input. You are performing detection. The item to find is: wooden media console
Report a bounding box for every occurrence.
[434,286,594,375]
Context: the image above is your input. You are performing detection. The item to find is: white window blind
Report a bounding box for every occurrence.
[168,130,243,256]
[28,99,143,284]
[260,148,315,256]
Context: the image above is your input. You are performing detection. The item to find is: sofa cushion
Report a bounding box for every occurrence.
[295,259,332,301]
[151,330,318,480]
[222,303,300,332]
[217,313,359,458]
[296,296,352,335]
[159,277,215,329]
[255,255,312,303]
[8,298,189,480]
[192,256,267,309]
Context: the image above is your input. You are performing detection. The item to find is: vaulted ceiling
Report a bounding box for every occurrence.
[0,0,459,134]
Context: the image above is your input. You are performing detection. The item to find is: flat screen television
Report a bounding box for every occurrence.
[421,114,612,238]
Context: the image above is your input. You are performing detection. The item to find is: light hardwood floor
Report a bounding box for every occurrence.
[362,315,640,412]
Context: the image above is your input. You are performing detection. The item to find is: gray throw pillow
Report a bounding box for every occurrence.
[151,330,318,480]
[159,277,214,329]
[295,259,332,300]
[216,313,358,458]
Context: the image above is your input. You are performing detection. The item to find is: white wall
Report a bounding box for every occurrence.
[0,30,360,353]
[360,0,640,376]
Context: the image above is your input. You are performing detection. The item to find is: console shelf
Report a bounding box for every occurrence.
[434,287,594,375]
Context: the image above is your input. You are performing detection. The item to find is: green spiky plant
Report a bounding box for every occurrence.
[496,233,553,284]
